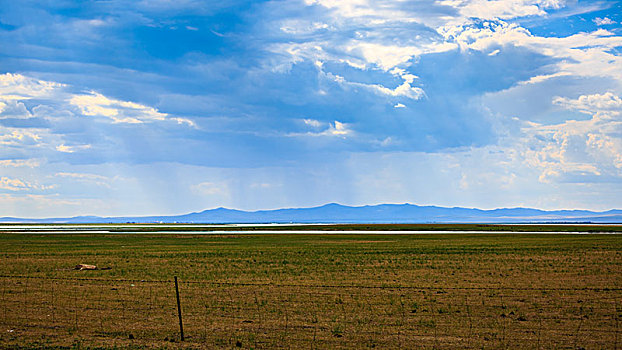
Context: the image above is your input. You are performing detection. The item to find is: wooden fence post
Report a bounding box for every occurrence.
[175,276,185,341]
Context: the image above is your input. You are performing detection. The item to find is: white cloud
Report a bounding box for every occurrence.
[0,159,41,168]
[371,69,425,100]
[1,2,621,216]
[70,92,125,118]
[56,144,92,153]
[280,19,331,34]
[170,117,197,127]
[350,43,420,71]
[329,120,350,136]
[593,17,616,26]
[443,22,622,83]
[70,17,114,31]
[0,72,199,161]
[0,177,31,191]
[293,0,568,74]
[277,2,618,102]
[0,130,41,146]
[304,0,402,19]
[294,119,353,138]
[270,0,622,112]
[323,68,425,101]
[273,37,457,74]
[264,0,621,187]
[266,1,464,100]
[0,73,63,101]
[371,81,424,100]
[517,71,572,85]
[0,176,54,191]
[440,0,564,20]
[70,91,196,127]
[553,92,622,114]
[303,118,322,127]
[0,73,197,127]
[0,100,33,119]
[520,92,622,182]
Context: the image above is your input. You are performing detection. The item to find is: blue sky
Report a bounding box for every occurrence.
[1,0,621,217]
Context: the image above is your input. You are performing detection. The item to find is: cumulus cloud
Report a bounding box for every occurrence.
[265,1,459,104]
[328,120,351,136]
[294,120,353,138]
[0,130,41,146]
[368,73,425,100]
[286,0,569,76]
[0,73,63,101]
[521,92,622,182]
[0,73,198,162]
[0,73,197,127]
[303,118,323,128]
[279,19,331,34]
[440,0,564,20]
[349,42,456,72]
[71,92,164,123]
[269,0,621,124]
[324,70,425,100]
[282,0,620,98]
[553,92,622,114]
[303,0,405,20]
[70,91,196,126]
[267,0,622,153]
[0,100,34,119]
[0,0,621,216]
[442,22,622,83]
[593,17,616,26]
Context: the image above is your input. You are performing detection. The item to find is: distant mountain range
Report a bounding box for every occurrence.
[2,203,622,223]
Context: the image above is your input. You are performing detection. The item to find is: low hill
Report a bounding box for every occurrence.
[2,203,621,223]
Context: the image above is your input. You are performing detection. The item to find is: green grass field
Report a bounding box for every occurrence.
[0,231,621,348]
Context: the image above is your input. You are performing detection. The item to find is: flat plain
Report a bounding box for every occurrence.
[0,226,621,348]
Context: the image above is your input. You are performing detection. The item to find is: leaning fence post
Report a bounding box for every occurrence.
[174,276,185,341]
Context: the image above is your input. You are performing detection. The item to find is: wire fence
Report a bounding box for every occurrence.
[0,275,620,348]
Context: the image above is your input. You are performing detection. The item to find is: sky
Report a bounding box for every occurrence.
[1,0,621,217]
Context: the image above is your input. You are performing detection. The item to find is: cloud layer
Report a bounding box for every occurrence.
[0,0,621,216]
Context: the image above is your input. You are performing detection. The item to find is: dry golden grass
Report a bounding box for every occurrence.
[0,231,620,349]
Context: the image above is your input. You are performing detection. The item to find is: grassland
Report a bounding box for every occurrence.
[0,230,620,348]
